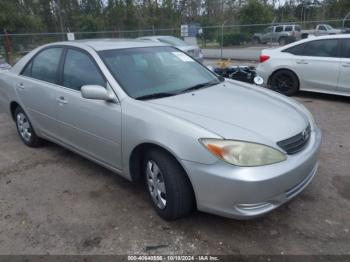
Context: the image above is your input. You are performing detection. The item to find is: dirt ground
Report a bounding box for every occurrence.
[0,91,349,255]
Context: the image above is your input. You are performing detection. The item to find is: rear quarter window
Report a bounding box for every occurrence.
[282,43,305,55]
[29,48,63,84]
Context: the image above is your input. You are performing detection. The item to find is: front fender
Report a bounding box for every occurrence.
[120,98,221,179]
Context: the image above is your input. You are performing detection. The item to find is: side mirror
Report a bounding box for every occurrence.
[81,85,115,102]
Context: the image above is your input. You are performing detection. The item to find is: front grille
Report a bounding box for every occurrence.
[277,125,311,154]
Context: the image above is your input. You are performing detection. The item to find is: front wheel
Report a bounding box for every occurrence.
[144,149,195,220]
[15,107,43,147]
[269,70,299,96]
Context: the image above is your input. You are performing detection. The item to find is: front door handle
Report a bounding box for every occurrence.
[56,96,68,104]
[16,83,25,90]
[296,60,308,65]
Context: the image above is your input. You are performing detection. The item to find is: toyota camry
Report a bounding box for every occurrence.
[0,40,322,220]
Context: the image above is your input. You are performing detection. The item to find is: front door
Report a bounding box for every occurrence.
[56,48,122,170]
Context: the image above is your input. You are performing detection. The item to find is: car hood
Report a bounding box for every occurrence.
[146,81,309,145]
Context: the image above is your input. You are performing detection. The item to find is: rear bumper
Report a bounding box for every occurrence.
[182,127,322,219]
[256,64,271,86]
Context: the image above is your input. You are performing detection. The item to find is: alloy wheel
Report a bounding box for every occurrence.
[146,160,167,209]
[16,113,32,143]
[273,73,295,94]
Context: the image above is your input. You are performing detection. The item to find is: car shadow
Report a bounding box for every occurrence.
[42,140,293,226]
[295,91,350,103]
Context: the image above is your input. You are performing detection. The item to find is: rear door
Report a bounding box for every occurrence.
[17,47,63,139]
[337,38,350,93]
[289,39,341,92]
[55,47,122,170]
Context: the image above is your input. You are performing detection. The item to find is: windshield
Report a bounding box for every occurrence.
[99,46,219,99]
[325,25,334,30]
[157,36,190,46]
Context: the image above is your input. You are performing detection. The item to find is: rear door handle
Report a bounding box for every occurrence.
[56,96,68,104]
[296,60,308,65]
[16,83,25,89]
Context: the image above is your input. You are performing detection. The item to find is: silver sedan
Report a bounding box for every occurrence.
[0,40,322,220]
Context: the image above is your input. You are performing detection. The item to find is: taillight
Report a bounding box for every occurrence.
[259,55,270,63]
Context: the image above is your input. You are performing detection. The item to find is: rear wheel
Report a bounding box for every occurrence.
[15,107,42,147]
[269,70,299,96]
[143,148,195,220]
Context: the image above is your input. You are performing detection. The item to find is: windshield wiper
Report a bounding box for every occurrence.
[135,92,177,100]
[179,80,220,94]
[135,79,221,100]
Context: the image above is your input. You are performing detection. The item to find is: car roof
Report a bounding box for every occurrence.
[274,24,299,26]
[138,36,171,39]
[46,38,169,51]
[277,34,350,51]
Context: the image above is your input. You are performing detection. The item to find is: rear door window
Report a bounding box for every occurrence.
[28,47,63,84]
[303,39,339,57]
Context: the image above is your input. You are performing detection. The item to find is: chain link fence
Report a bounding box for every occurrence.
[1,18,349,64]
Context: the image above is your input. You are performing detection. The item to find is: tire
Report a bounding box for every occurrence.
[278,37,287,46]
[143,148,195,220]
[14,107,43,147]
[269,70,299,96]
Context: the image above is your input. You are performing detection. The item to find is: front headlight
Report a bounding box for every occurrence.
[200,139,286,167]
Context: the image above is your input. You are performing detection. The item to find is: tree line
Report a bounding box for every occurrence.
[0,0,349,35]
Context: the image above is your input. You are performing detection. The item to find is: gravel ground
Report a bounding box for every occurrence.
[0,91,349,255]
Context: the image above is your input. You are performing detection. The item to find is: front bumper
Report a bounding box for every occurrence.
[181,127,322,219]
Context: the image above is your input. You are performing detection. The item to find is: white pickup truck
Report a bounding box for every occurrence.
[301,24,342,38]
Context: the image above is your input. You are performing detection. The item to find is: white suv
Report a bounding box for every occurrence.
[256,34,350,96]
